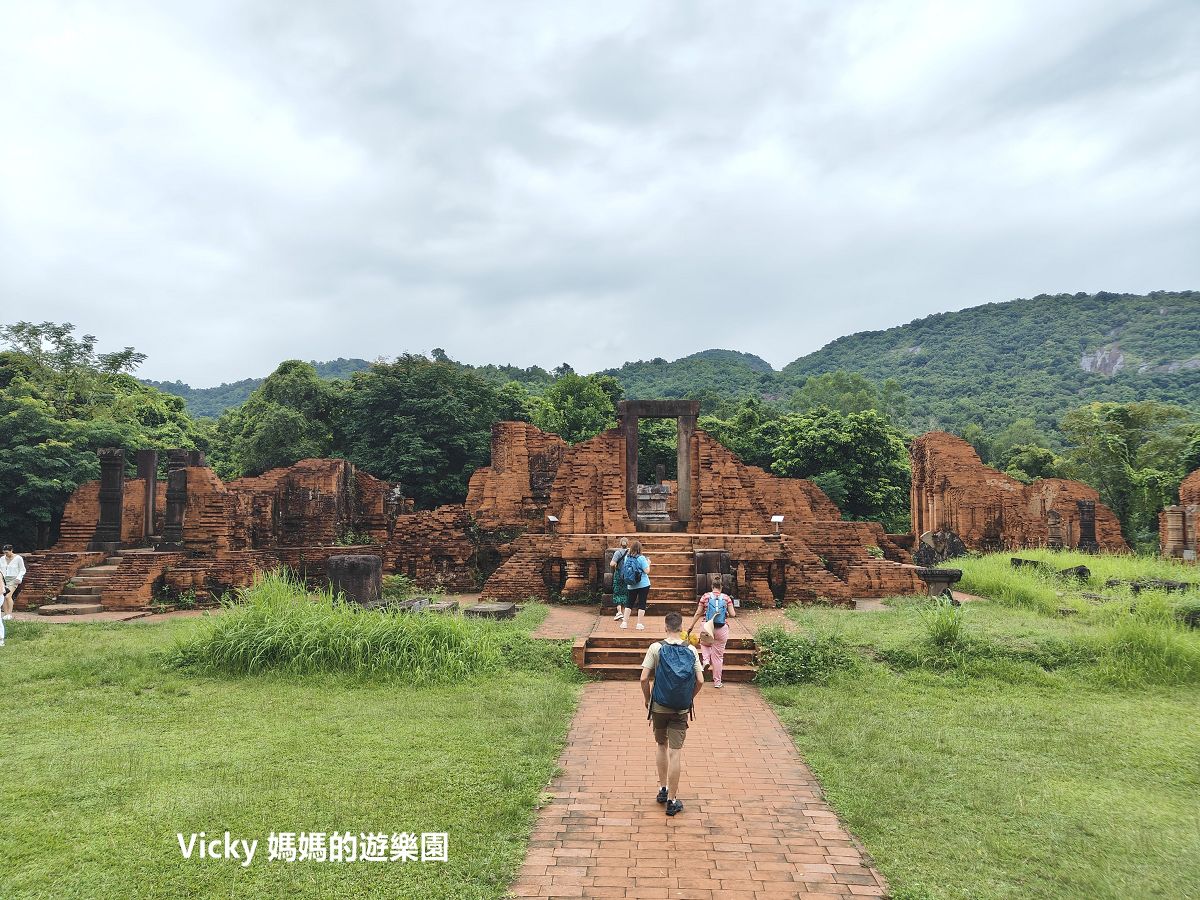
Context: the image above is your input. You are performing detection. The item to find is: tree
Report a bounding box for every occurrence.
[770,407,911,532]
[1060,401,1196,545]
[789,371,880,416]
[213,361,338,477]
[0,324,204,547]
[998,445,1064,483]
[338,356,514,508]
[525,373,621,444]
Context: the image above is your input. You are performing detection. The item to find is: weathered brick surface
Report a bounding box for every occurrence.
[42,421,932,611]
[1181,469,1200,506]
[547,429,636,535]
[690,433,841,532]
[911,432,1127,552]
[101,551,188,609]
[1161,468,1200,560]
[466,422,567,529]
[12,551,106,609]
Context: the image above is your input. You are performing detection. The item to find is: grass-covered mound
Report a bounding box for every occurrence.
[759,551,1200,900]
[0,595,581,900]
[169,571,574,683]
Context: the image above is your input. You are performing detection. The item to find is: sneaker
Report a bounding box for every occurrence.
[636,623,645,630]
[655,786,669,804]
[620,620,627,629]
[714,681,723,689]
[1,614,11,620]
[613,611,623,620]
[666,799,684,816]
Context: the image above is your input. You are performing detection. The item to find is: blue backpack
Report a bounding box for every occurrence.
[620,553,643,587]
[705,592,728,627]
[650,643,697,715]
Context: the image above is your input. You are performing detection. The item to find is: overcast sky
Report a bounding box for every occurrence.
[2,1,1197,386]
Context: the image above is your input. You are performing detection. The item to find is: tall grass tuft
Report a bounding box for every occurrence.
[755,625,863,685]
[168,570,573,683]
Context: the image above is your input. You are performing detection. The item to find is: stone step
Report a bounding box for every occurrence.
[587,635,756,650]
[585,647,757,666]
[61,586,103,597]
[39,602,104,615]
[77,566,120,576]
[582,663,756,682]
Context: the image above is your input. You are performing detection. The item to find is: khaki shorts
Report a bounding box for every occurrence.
[652,709,689,749]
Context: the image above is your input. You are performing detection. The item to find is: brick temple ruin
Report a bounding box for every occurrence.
[910,432,1127,553]
[19,400,926,614]
[1160,467,1200,561]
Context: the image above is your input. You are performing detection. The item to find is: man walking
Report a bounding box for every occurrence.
[0,544,24,620]
[640,611,704,816]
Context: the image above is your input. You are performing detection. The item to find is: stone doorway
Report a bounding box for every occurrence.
[617,399,698,531]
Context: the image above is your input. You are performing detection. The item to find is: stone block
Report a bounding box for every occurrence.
[328,554,383,606]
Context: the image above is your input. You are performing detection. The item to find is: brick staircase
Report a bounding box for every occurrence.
[576,633,757,682]
[38,552,123,615]
[603,533,703,616]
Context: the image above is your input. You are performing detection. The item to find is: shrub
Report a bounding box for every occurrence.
[920,598,966,650]
[755,625,863,685]
[168,570,573,683]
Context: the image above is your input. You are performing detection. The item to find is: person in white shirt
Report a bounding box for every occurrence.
[1,544,26,621]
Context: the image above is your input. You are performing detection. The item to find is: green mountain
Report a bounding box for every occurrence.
[146,291,1199,433]
[784,291,1200,433]
[144,358,372,418]
[602,350,779,404]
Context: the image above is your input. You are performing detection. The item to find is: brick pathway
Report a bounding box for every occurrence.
[534,605,602,640]
[512,681,888,899]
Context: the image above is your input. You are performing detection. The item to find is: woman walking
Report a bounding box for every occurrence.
[621,540,651,630]
[689,573,736,687]
[610,537,630,622]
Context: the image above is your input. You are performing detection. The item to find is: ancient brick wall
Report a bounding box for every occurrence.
[101,551,188,609]
[689,432,841,534]
[384,504,481,591]
[12,551,107,609]
[54,483,101,550]
[466,422,567,530]
[911,432,1127,552]
[1161,468,1200,559]
[1181,469,1200,506]
[546,430,635,535]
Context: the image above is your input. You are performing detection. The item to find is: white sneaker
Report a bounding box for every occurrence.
[620,620,627,629]
[0,640,5,647]
[636,623,645,630]
[1,614,11,620]
[613,611,623,620]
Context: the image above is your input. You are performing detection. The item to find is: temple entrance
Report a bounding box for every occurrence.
[618,399,697,532]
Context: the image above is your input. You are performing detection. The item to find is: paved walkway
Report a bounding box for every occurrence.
[512,682,888,899]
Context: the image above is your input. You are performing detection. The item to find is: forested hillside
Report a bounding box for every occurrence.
[146,292,1199,435]
[785,291,1200,433]
[145,358,372,417]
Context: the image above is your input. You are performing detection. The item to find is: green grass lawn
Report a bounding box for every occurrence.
[0,613,580,899]
[761,552,1200,900]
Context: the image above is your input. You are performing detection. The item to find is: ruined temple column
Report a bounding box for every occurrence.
[89,448,126,551]
[1162,506,1184,557]
[621,414,639,521]
[1076,500,1099,553]
[677,414,695,525]
[158,450,191,548]
[136,449,158,542]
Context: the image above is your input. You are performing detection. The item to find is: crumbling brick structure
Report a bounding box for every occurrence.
[1160,468,1200,561]
[25,416,932,612]
[910,432,1127,553]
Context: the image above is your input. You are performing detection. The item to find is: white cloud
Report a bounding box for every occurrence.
[0,0,1196,384]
